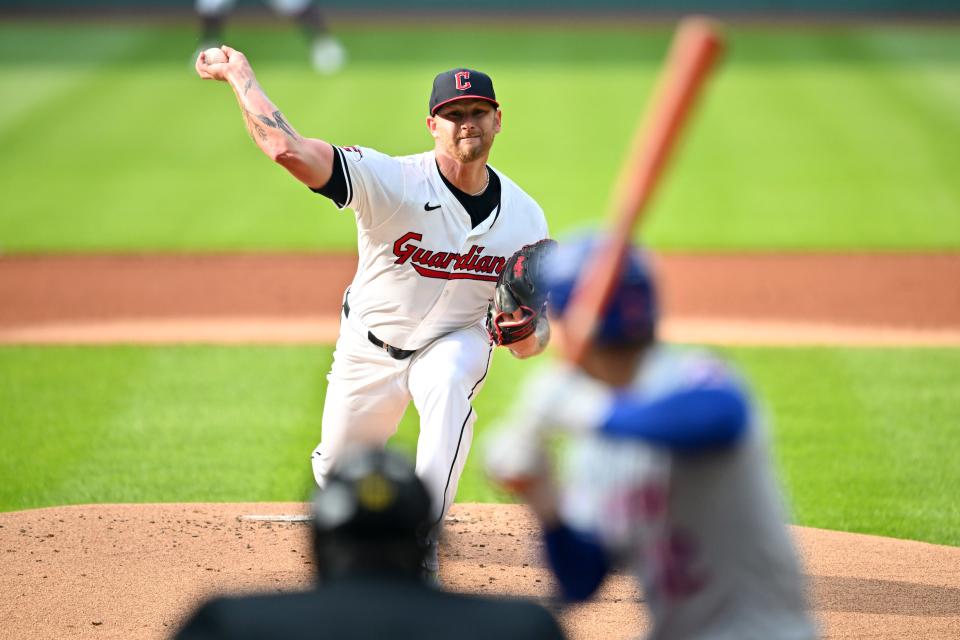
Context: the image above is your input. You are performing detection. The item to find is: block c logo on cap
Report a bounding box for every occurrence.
[455,71,471,91]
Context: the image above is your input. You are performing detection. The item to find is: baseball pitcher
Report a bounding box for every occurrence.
[196,50,552,581]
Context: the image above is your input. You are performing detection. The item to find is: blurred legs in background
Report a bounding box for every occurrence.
[194,0,347,74]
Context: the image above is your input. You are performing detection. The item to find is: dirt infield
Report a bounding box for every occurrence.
[2,253,960,345]
[2,252,960,639]
[2,503,959,640]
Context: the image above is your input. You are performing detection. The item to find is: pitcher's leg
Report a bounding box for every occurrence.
[311,323,411,487]
[408,324,493,553]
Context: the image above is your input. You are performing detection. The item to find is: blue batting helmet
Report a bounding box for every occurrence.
[542,235,658,345]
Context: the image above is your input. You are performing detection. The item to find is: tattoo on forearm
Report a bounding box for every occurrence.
[251,110,299,141]
[272,110,298,140]
[243,109,269,142]
[242,78,253,96]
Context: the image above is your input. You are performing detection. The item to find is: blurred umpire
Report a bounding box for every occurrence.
[175,448,565,640]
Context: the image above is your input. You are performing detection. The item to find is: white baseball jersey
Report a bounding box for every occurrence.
[561,345,816,640]
[330,145,548,350]
[311,145,549,574]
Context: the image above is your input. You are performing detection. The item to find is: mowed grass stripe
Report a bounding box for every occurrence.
[0,346,328,508]
[722,347,960,546]
[2,345,958,546]
[0,25,149,130]
[650,33,960,250]
[1,24,958,251]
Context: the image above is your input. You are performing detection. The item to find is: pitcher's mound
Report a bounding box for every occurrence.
[1,502,959,639]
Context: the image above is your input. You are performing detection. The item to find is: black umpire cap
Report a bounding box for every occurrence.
[429,68,499,116]
[311,447,432,542]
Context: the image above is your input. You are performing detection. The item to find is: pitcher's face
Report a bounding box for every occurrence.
[428,99,501,163]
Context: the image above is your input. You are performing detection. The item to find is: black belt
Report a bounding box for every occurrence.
[343,296,416,361]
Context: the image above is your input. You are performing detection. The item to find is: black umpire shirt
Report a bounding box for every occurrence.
[174,573,566,640]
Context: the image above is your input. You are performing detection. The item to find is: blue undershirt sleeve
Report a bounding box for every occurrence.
[600,386,749,452]
[543,523,611,602]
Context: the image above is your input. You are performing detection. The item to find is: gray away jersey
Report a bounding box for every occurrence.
[560,345,817,640]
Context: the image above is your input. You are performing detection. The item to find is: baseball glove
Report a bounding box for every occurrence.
[486,239,557,346]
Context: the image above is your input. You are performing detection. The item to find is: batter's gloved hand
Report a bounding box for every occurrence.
[486,239,557,346]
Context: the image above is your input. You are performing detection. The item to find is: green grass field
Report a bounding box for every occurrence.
[1,22,959,251]
[2,345,958,546]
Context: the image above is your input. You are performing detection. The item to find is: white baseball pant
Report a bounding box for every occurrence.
[311,301,493,554]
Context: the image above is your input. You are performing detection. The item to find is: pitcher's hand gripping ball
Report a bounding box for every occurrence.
[203,47,227,65]
[486,239,557,346]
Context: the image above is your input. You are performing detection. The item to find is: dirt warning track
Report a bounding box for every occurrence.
[2,253,959,345]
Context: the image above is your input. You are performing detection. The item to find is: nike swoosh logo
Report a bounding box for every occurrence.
[424,203,442,211]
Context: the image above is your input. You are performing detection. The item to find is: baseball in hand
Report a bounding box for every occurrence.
[203,47,227,64]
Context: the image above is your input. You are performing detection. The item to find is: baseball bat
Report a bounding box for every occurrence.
[560,17,725,364]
